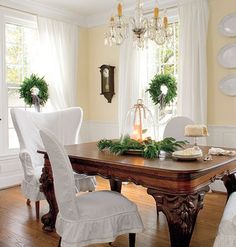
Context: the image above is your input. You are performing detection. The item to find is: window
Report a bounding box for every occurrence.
[6,23,38,149]
[139,21,179,139]
[0,10,38,153]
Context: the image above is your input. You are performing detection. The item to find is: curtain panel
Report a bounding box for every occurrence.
[118,31,143,135]
[177,0,209,124]
[37,17,79,110]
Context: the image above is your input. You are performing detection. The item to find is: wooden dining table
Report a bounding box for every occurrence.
[39,142,236,247]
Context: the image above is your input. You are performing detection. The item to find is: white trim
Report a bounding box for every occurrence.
[0,0,87,26]
[1,123,236,190]
[79,120,119,143]
[0,154,22,189]
[0,0,178,28]
[86,0,178,28]
[207,125,236,148]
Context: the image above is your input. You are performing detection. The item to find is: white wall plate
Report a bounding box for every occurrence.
[218,44,236,68]
[219,13,236,37]
[219,74,236,96]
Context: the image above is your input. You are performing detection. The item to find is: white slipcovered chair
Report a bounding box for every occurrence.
[39,129,144,247]
[163,116,194,142]
[11,107,96,219]
[214,192,236,247]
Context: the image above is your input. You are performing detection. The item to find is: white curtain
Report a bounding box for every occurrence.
[37,17,78,110]
[177,0,209,124]
[118,31,143,135]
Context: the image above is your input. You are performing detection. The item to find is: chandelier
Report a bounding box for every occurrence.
[104,1,173,49]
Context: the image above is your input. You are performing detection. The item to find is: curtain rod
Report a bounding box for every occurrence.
[0,4,37,17]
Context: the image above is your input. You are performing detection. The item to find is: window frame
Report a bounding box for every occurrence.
[0,7,37,155]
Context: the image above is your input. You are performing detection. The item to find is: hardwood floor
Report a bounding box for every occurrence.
[0,177,226,247]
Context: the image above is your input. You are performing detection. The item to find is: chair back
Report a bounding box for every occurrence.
[30,107,83,145]
[11,107,83,169]
[163,116,194,142]
[40,129,79,221]
[11,108,44,168]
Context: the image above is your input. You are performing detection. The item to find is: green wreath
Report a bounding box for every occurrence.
[146,73,177,109]
[19,74,49,106]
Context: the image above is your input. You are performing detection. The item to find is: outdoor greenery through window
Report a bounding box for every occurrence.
[6,22,38,149]
[140,21,179,140]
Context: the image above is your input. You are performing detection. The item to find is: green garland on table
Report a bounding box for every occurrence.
[146,73,177,109]
[19,74,49,106]
[97,136,187,159]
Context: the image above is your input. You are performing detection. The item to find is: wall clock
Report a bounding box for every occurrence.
[99,65,115,103]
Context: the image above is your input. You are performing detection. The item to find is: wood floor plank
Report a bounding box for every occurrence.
[0,177,226,247]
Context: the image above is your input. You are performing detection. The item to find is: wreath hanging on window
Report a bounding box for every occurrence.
[146,73,177,109]
[19,74,49,107]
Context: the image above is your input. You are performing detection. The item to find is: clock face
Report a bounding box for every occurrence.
[103,68,109,78]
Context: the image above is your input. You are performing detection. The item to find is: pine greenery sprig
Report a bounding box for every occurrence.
[97,136,187,159]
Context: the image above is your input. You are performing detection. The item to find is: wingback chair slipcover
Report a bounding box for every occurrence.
[214,192,236,247]
[163,116,194,142]
[40,129,144,247]
[11,107,96,204]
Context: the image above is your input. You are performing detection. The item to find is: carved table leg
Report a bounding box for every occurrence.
[39,157,58,232]
[222,173,236,200]
[147,186,209,247]
[109,179,122,193]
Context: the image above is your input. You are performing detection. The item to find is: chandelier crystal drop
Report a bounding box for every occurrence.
[104,1,173,48]
[104,3,129,46]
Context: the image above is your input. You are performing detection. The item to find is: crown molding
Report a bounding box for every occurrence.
[0,0,87,26]
[0,0,177,28]
[85,0,178,28]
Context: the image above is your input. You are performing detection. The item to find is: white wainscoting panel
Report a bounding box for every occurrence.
[78,120,119,143]
[208,125,236,192]
[208,125,236,148]
[1,124,236,190]
[0,154,23,189]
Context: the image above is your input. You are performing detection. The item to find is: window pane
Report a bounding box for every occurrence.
[8,87,25,107]
[140,22,179,140]
[6,65,22,84]
[6,24,23,44]
[6,43,23,64]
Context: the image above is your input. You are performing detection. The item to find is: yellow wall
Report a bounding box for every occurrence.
[208,0,236,125]
[87,26,119,122]
[79,0,236,125]
[78,27,89,120]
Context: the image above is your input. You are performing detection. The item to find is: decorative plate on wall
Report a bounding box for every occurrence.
[219,74,236,96]
[218,13,236,37]
[218,44,236,68]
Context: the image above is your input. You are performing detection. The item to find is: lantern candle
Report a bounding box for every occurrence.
[131,124,142,141]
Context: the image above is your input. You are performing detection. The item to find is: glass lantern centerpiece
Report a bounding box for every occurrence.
[122,99,156,142]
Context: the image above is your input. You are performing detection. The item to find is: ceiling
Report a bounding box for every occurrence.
[32,0,164,16]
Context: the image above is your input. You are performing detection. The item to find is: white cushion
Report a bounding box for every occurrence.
[56,190,144,247]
